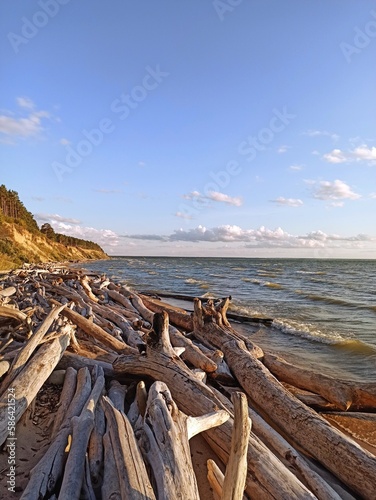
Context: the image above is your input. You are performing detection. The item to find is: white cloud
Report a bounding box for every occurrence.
[312,179,361,201]
[35,213,81,225]
[175,211,193,220]
[304,130,340,141]
[323,144,376,165]
[35,213,119,247]
[277,145,289,153]
[0,98,51,141]
[370,193,376,199]
[289,165,303,171]
[16,97,35,110]
[322,149,347,164]
[138,161,146,167]
[271,197,303,207]
[162,225,374,248]
[181,190,242,207]
[60,138,70,146]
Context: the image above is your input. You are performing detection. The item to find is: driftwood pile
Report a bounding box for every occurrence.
[0,263,375,499]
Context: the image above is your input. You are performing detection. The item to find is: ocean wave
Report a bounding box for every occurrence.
[264,282,283,290]
[295,290,376,312]
[296,270,327,275]
[242,278,283,289]
[334,339,376,355]
[185,278,201,284]
[273,319,348,345]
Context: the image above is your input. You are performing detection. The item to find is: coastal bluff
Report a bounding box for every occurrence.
[0,185,108,270]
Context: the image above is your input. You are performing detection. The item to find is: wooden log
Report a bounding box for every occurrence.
[102,431,121,500]
[101,395,156,500]
[0,328,71,445]
[282,382,340,410]
[0,360,10,378]
[0,303,66,394]
[51,366,78,438]
[0,286,16,298]
[88,403,106,486]
[80,276,99,302]
[51,299,136,354]
[222,392,250,500]
[0,305,27,322]
[213,386,343,500]
[264,353,376,410]
[57,351,116,378]
[59,372,105,500]
[140,294,193,331]
[21,368,93,499]
[169,325,218,373]
[192,299,376,499]
[114,313,316,499]
[136,380,229,500]
[108,380,127,412]
[207,459,225,500]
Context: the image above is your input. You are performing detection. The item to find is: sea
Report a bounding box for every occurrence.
[79,257,376,383]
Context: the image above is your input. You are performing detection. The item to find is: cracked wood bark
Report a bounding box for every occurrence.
[264,352,376,410]
[113,312,315,500]
[212,386,343,500]
[222,392,250,500]
[0,303,66,394]
[50,299,136,354]
[51,366,77,438]
[88,401,105,487]
[21,367,93,499]
[102,431,121,500]
[0,327,71,445]
[59,372,105,500]
[136,380,228,500]
[101,396,156,500]
[192,298,376,500]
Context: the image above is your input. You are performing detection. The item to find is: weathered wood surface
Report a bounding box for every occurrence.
[114,312,316,499]
[0,328,71,445]
[264,352,376,410]
[221,392,250,500]
[192,298,376,499]
[102,396,156,500]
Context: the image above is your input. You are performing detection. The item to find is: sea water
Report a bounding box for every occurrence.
[79,257,376,383]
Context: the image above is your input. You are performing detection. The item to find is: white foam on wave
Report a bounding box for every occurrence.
[273,318,348,345]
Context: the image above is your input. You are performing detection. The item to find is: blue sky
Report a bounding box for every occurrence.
[1,0,375,258]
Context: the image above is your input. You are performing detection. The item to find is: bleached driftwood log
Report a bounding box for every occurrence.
[59,371,105,500]
[0,303,66,393]
[264,352,376,410]
[136,380,229,500]
[50,299,136,354]
[114,312,316,499]
[0,326,71,445]
[51,366,78,437]
[212,386,343,500]
[221,392,250,500]
[21,368,93,499]
[192,298,376,499]
[101,395,156,500]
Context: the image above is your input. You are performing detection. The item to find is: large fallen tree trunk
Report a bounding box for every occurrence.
[114,312,316,499]
[263,352,376,410]
[192,299,376,499]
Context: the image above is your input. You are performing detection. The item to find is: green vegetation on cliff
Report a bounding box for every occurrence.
[0,185,108,269]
